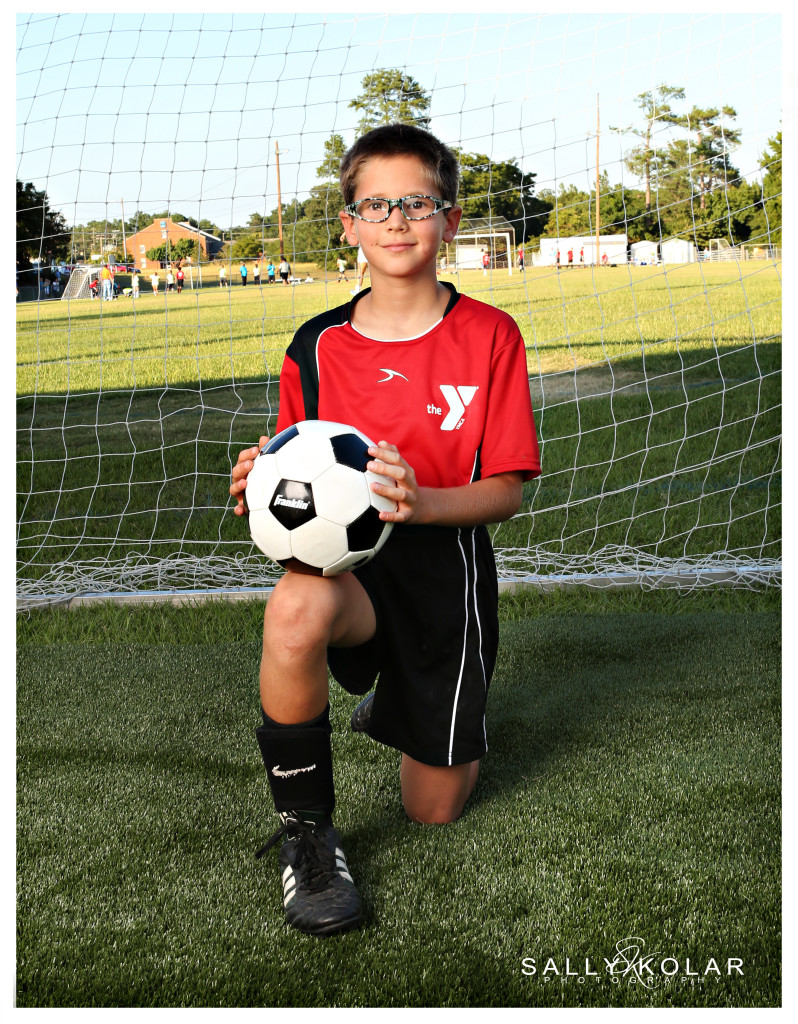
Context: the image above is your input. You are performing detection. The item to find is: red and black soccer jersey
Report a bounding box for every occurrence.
[275,283,540,487]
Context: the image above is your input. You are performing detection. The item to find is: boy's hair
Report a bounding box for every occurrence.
[339,123,459,206]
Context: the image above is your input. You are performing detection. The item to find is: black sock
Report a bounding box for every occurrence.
[255,703,335,824]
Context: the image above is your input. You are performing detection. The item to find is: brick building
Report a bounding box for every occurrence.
[124,217,223,267]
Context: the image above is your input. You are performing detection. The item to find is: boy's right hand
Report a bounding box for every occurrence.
[230,436,269,516]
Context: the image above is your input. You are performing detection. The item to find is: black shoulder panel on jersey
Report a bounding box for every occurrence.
[284,303,349,420]
[472,445,482,482]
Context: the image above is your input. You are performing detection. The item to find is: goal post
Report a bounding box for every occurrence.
[60,266,98,302]
[15,12,782,604]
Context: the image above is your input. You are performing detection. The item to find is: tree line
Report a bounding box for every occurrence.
[17,71,782,274]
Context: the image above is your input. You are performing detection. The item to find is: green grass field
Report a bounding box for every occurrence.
[16,265,781,1007]
[16,586,781,1008]
[16,263,781,594]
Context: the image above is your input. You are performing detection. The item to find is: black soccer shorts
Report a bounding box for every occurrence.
[327,524,499,767]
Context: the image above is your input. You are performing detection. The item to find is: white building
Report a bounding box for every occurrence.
[660,238,697,264]
[630,240,659,265]
[534,234,628,267]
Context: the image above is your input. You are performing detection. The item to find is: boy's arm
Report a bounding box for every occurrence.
[367,442,523,527]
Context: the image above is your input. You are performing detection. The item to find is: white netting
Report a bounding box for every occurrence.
[16,12,782,601]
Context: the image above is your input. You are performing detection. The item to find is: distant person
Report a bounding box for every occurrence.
[279,256,291,285]
[150,272,160,295]
[579,248,585,267]
[336,256,348,283]
[90,277,99,300]
[131,270,140,299]
[567,248,574,269]
[555,250,560,269]
[101,264,114,301]
[266,260,276,285]
[166,268,175,292]
[253,261,261,286]
[601,252,608,266]
[219,265,227,287]
[240,262,248,287]
[176,266,184,293]
[351,247,368,295]
[517,246,524,271]
[482,250,489,276]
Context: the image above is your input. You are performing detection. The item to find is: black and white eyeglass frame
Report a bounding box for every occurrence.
[344,195,454,222]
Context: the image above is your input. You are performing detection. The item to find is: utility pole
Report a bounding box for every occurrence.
[120,198,127,262]
[275,141,284,254]
[595,94,601,266]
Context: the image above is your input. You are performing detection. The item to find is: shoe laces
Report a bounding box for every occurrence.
[255,816,339,892]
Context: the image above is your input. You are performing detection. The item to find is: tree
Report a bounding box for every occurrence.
[537,174,648,242]
[231,234,265,259]
[673,105,742,209]
[456,152,551,242]
[537,184,592,237]
[647,139,699,238]
[616,84,685,225]
[317,134,347,181]
[752,130,782,245]
[293,182,350,269]
[349,70,431,136]
[17,180,70,270]
[691,180,765,248]
[145,238,200,264]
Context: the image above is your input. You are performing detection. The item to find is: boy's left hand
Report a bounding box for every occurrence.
[367,442,421,524]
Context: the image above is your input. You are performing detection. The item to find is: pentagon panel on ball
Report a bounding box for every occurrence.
[246,420,397,576]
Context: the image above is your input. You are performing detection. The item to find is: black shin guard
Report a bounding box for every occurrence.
[255,705,335,819]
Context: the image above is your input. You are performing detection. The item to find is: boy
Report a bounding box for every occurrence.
[230,123,540,937]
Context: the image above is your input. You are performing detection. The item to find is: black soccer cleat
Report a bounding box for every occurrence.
[256,814,362,936]
[350,692,374,733]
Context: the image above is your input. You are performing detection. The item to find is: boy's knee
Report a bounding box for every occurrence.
[400,757,477,825]
[402,794,465,826]
[263,574,337,650]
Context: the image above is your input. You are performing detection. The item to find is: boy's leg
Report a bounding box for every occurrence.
[254,570,376,935]
[260,570,375,721]
[400,755,480,825]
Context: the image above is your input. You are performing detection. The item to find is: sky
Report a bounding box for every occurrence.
[15,6,784,231]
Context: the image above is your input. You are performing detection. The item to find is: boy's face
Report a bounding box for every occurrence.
[339,154,461,283]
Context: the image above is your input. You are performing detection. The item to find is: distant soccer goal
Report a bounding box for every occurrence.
[60,266,98,302]
[15,12,782,604]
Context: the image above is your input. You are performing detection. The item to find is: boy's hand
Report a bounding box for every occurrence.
[367,442,422,523]
[230,436,269,516]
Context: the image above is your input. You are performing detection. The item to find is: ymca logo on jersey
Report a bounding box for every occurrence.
[427,385,479,430]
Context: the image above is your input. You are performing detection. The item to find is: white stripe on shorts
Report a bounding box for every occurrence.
[447,529,471,765]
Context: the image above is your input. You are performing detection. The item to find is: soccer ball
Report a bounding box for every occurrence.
[245,420,397,576]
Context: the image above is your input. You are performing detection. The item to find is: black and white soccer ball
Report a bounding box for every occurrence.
[245,420,397,576]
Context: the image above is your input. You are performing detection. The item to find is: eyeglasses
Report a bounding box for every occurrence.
[344,195,453,223]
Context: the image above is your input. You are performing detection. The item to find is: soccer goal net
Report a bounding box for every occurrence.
[16,12,782,604]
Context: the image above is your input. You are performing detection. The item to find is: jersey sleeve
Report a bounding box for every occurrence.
[479,325,541,482]
[274,352,306,434]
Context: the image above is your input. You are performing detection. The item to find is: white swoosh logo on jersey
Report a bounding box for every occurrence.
[378,368,409,383]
